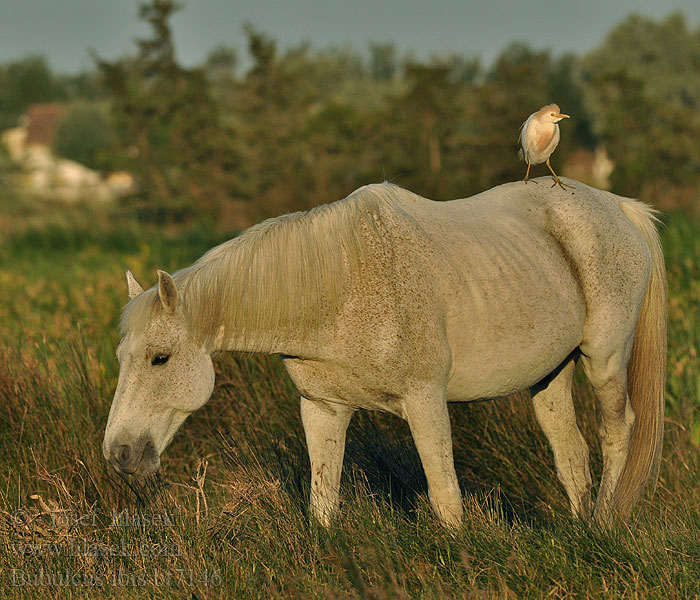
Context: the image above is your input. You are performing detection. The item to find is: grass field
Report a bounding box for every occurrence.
[0,190,698,599]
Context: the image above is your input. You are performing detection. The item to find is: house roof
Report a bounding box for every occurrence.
[25,103,67,147]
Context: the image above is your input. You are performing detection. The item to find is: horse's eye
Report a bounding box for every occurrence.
[151,354,170,366]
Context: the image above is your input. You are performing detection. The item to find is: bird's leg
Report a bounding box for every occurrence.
[546,159,573,190]
[522,162,538,184]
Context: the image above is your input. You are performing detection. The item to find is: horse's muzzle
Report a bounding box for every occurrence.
[104,436,160,478]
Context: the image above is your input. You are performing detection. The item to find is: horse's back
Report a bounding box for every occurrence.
[379,179,651,401]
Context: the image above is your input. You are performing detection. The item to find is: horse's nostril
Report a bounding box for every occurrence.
[115,444,132,467]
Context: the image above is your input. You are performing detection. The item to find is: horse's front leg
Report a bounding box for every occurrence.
[300,396,354,526]
[404,389,463,527]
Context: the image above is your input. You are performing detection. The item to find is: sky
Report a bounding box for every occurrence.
[1,0,700,73]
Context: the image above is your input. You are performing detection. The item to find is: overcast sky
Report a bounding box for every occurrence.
[1,0,700,73]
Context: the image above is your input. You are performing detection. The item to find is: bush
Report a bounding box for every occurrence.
[53,102,114,169]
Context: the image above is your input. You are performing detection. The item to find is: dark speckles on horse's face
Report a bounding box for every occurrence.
[104,308,217,475]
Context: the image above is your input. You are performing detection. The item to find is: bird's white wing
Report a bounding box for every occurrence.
[550,123,561,153]
[518,112,537,162]
[518,112,536,143]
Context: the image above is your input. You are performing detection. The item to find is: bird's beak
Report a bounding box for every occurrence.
[553,113,570,119]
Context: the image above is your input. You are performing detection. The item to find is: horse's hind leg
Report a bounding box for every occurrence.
[579,347,635,524]
[531,355,592,519]
[301,396,355,526]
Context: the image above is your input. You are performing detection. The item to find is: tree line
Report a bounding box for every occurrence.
[1,0,699,228]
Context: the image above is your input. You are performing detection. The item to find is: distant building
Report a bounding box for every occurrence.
[24,103,67,148]
[1,103,134,202]
[3,102,68,163]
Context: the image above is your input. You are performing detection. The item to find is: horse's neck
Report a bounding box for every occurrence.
[192,197,366,358]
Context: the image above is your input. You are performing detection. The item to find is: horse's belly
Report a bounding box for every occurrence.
[444,271,585,401]
[446,320,583,401]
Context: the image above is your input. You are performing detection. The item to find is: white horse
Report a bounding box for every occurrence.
[103,179,666,527]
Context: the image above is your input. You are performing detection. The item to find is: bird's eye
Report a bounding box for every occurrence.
[151,354,170,366]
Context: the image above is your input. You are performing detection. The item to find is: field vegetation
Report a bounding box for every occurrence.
[0,163,699,600]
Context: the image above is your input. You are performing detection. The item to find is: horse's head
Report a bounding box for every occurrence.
[103,270,215,478]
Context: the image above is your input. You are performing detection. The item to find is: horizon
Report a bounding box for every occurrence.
[1,1,700,74]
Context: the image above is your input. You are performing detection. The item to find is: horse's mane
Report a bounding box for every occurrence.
[120,183,401,352]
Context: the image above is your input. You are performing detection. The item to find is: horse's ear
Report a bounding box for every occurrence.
[157,270,178,313]
[126,270,144,300]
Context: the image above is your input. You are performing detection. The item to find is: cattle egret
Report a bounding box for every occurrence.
[519,104,571,189]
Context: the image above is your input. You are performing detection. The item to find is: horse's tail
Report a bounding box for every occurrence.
[614,198,667,517]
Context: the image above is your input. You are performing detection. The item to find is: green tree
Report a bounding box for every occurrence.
[97,0,240,224]
[232,26,369,214]
[369,43,397,81]
[547,53,595,151]
[368,58,477,199]
[0,56,65,130]
[582,13,700,115]
[53,102,114,169]
[581,13,700,199]
[589,71,699,197]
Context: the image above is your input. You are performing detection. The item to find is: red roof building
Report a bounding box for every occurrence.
[24,103,66,147]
